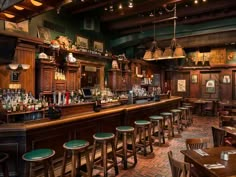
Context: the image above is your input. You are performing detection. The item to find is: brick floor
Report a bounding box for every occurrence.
[93,115,218,177]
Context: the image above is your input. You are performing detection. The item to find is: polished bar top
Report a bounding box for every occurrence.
[0,96,181,131]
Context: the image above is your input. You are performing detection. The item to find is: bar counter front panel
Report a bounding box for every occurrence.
[0,96,181,177]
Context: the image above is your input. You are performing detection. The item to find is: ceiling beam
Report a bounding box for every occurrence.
[100,0,187,22]
[72,0,121,14]
[106,0,236,31]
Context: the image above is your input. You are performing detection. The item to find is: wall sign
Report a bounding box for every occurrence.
[177,80,186,92]
[206,80,215,93]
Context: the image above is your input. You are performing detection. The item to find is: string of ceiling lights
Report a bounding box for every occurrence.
[104,0,133,12]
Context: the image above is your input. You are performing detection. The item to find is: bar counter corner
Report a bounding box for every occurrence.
[0,96,181,177]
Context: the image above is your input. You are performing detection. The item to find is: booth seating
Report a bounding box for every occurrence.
[115,126,137,169]
[61,140,91,177]
[134,120,153,156]
[0,152,9,177]
[91,133,118,177]
[22,148,55,177]
[160,112,174,137]
[149,115,165,146]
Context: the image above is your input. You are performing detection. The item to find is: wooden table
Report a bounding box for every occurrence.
[181,146,236,177]
[194,100,209,116]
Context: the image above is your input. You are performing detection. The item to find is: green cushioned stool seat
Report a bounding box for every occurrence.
[63,140,89,150]
[22,148,55,177]
[61,140,91,177]
[178,107,188,110]
[134,120,151,125]
[91,132,118,176]
[160,112,172,116]
[22,148,55,162]
[170,109,182,113]
[115,125,137,169]
[184,105,192,108]
[116,126,134,132]
[93,132,115,140]
[149,115,163,120]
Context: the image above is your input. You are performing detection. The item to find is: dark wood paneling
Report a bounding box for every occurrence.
[0,43,36,95]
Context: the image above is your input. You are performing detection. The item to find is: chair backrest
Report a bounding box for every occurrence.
[211,126,226,147]
[220,115,236,127]
[185,138,208,150]
[168,151,190,177]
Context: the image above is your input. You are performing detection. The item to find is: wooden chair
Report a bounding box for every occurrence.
[186,138,208,150]
[211,126,227,147]
[220,115,236,127]
[168,151,190,177]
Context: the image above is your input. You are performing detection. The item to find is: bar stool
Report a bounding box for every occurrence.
[134,120,153,156]
[149,115,165,146]
[91,132,118,177]
[170,109,182,134]
[115,126,137,169]
[61,140,91,177]
[184,105,193,126]
[22,148,55,177]
[160,112,174,137]
[178,107,188,128]
[0,152,9,177]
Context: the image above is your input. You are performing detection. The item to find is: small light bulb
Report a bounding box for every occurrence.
[118,3,123,9]
[194,0,198,4]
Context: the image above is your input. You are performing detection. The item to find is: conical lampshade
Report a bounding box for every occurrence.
[161,47,173,59]
[143,50,155,61]
[173,45,185,58]
[153,48,163,60]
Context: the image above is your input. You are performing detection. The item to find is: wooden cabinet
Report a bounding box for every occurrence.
[108,69,122,91]
[36,60,56,95]
[64,63,79,91]
[123,70,132,91]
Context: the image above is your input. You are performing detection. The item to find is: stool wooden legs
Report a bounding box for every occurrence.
[91,139,118,177]
[134,124,153,156]
[61,147,91,177]
[115,130,137,169]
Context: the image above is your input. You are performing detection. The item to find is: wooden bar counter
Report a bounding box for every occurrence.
[0,96,181,177]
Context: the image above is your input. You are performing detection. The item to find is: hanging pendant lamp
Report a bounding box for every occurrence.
[161,4,185,59]
[143,9,162,61]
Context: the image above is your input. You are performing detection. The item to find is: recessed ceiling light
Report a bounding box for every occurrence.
[149,12,154,17]
[118,3,123,9]
[31,0,43,6]
[4,13,15,18]
[128,0,133,8]
[14,5,24,10]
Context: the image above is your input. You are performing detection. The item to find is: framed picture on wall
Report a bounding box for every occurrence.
[222,75,230,84]
[206,80,215,93]
[5,20,29,33]
[76,35,89,49]
[93,41,104,53]
[177,80,186,92]
[37,26,51,42]
[191,74,198,84]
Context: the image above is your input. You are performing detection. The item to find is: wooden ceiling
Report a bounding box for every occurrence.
[1,0,236,49]
[64,0,236,37]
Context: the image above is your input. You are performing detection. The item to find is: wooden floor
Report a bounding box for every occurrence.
[93,115,218,177]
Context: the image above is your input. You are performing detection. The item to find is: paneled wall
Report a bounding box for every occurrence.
[171,68,234,100]
[0,42,36,95]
